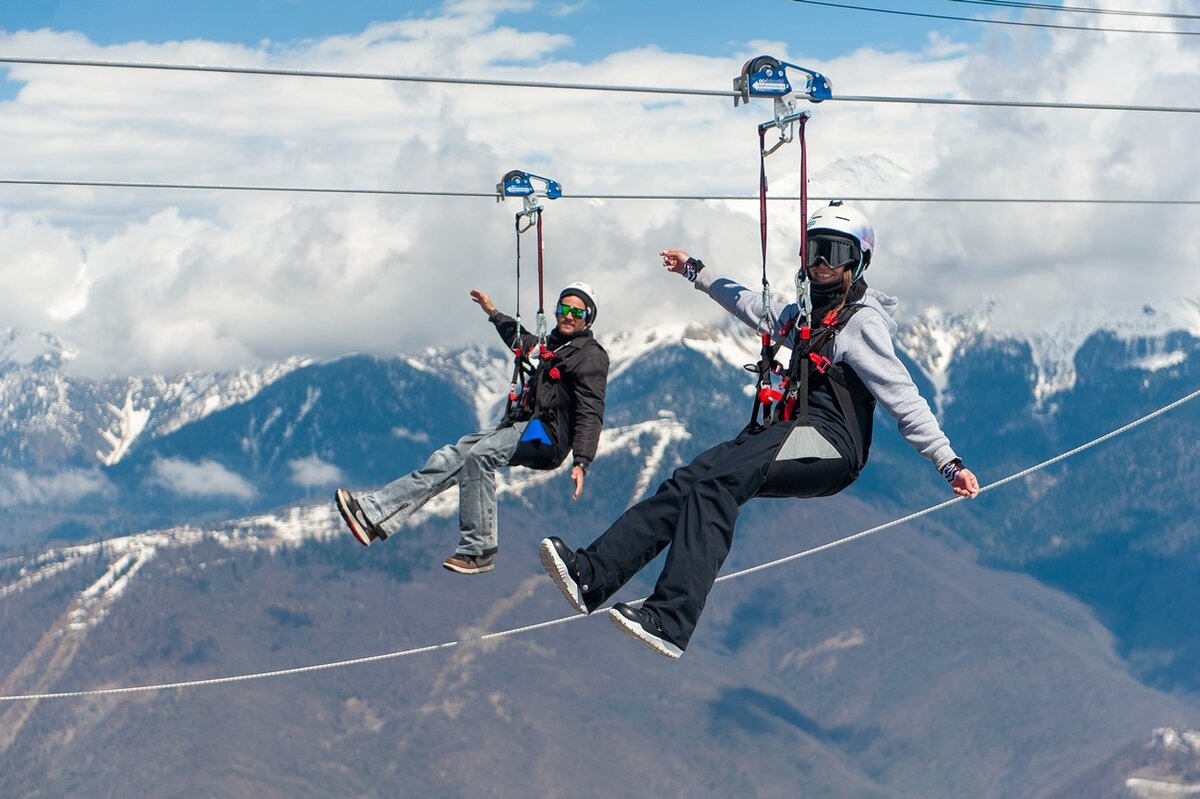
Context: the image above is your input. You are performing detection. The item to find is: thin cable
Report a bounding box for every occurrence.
[2,179,1198,205]
[0,178,487,197]
[790,0,1199,34]
[718,384,1200,582]
[829,94,1200,114]
[2,384,1197,703]
[1,56,1197,114]
[0,56,731,98]
[0,615,587,702]
[950,0,1200,20]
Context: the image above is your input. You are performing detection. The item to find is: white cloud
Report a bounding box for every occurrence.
[287,455,343,488]
[392,426,431,444]
[0,468,112,508]
[149,457,255,500]
[0,2,1196,379]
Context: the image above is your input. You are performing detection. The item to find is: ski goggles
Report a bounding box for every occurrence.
[806,235,860,271]
[556,303,588,319]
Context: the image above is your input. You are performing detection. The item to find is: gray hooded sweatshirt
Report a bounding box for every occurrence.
[695,271,959,472]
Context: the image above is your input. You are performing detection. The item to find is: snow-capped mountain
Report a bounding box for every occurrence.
[0,332,309,472]
[3,310,1198,545]
[893,301,994,412]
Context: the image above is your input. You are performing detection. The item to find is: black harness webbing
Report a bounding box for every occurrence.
[506,208,546,416]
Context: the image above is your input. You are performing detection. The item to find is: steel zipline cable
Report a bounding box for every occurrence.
[789,0,1200,34]
[949,0,1200,20]
[2,384,1198,703]
[2,179,1198,206]
[1,56,1198,114]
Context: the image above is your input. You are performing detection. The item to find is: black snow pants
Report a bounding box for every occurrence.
[575,420,856,651]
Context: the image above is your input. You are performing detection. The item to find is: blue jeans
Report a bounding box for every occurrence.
[358,422,526,557]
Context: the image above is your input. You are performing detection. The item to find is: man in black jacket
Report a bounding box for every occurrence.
[335,283,609,574]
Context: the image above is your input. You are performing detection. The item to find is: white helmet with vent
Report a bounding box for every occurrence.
[806,201,875,282]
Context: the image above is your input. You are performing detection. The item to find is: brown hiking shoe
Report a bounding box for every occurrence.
[335,488,381,547]
[442,550,496,574]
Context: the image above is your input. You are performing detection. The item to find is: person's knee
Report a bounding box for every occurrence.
[427,444,458,471]
[470,439,512,465]
[688,472,746,506]
[464,450,505,475]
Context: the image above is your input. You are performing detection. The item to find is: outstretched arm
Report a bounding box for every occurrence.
[842,311,980,499]
[659,249,795,340]
[473,288,535,350]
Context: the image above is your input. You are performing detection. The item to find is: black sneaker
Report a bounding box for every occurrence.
[539,537,589,615]
[335,488,380,547]
[608,603,683,659]
[442,549,496,574]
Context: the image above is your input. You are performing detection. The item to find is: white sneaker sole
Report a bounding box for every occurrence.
[335,489,375,548]
[608,608,683,659]
[538,539,588,615]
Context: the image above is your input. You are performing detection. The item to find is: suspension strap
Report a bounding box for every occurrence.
[535,210,549,359]
[506,208,545,415]
[750,125,782,427]
[789,113,814,424]
[798,114,809,280]
[759,127,770,286]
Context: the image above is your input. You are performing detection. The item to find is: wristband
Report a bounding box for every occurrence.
[683,257,705,283]
[939,458,965,484]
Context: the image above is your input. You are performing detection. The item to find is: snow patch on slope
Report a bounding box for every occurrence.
[96,389,151,466]
[885,304,993,413]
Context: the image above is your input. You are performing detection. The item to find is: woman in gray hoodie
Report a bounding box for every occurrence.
[539,202,980,659]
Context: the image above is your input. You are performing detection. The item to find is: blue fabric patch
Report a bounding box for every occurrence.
[520,419,553,446]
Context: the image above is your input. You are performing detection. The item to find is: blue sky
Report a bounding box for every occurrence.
[3,1,984,57]
[0,1,989,105]
[0,0,1196,377]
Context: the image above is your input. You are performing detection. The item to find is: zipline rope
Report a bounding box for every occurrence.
[3,384,1198,703]
[3,179,1198,205]
[950,0,1200,20]
[1,56,1197,114]
[790,0,1200,34]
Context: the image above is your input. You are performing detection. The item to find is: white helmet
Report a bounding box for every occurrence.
[806,201,875,282]
[558,281,598,325]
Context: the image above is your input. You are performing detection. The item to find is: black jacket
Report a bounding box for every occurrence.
[490,312,609,469]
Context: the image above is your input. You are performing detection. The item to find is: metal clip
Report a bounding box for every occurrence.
[516,205,541,233]
[795,268,812,323]
[759,101,810,157]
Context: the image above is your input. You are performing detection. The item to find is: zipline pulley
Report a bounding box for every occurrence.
[734,56,830,157]
[497,169,563,230]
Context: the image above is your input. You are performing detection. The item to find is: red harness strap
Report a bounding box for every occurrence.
[749,116,810,428]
